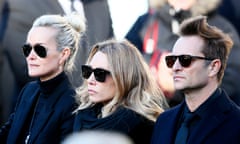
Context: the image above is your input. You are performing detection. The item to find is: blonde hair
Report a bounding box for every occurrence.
[32,13,86,72]
[75,39,168,121]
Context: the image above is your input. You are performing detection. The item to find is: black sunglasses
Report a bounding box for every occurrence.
[165,55,215,68]
[22,43,47,58]
[81,65,111,82]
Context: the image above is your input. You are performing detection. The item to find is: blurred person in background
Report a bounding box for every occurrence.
[0,0,114,125]
[0,0,7,123]
[73,39,168,144]
[126,0,240,107]
[0,0,8,41]
[0,1,4,14]
[0,13,85,144]
[217,0,240,35]
[62,130,134,144]
[81,0,114,47]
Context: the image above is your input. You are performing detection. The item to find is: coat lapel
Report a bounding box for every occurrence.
[29,86,65,142]
[8,85,40,143]
[29,99,54,142]
[154,103,184,144]
[188,92,231,144]
[189,112,227,144]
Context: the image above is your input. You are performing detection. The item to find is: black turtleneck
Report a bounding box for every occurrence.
[38,72,68,96]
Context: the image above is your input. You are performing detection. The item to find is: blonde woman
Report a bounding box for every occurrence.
[0,13,85,143]
[73,39,168,144]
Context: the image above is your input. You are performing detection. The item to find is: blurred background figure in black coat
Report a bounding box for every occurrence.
[217,0,240,35]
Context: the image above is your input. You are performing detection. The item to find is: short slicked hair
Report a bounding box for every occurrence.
[179,15,233,83]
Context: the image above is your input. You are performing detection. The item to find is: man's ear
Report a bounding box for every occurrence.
[208,59,221,77]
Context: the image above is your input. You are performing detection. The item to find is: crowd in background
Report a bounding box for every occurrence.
[126,0,240,107]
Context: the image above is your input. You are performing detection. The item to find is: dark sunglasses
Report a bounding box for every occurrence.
[165,55,215,68]
[22,43,47,58]
[81,65,111,82]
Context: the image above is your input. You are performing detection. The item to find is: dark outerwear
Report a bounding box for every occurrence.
[0,72,77,144]
[0,0,66,125]
[74,104,155,144]
[151,88,240,144]
[82,0,114,47]
[125,12,151,53]
[217,0,240,35]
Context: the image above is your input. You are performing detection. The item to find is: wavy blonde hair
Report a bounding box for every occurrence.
[75,39,168,121]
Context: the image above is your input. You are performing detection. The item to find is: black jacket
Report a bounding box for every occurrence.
[74,104,154,144]
[0,72,76,144]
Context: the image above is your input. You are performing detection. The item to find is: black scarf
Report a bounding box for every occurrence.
[74,104,155,143]
[75,104,141,131]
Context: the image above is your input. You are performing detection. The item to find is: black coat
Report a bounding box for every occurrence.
[151,88,240,144]
[0,72,76,144]
[74,104,154,144]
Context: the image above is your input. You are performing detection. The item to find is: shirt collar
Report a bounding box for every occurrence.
[193,88,221,118]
